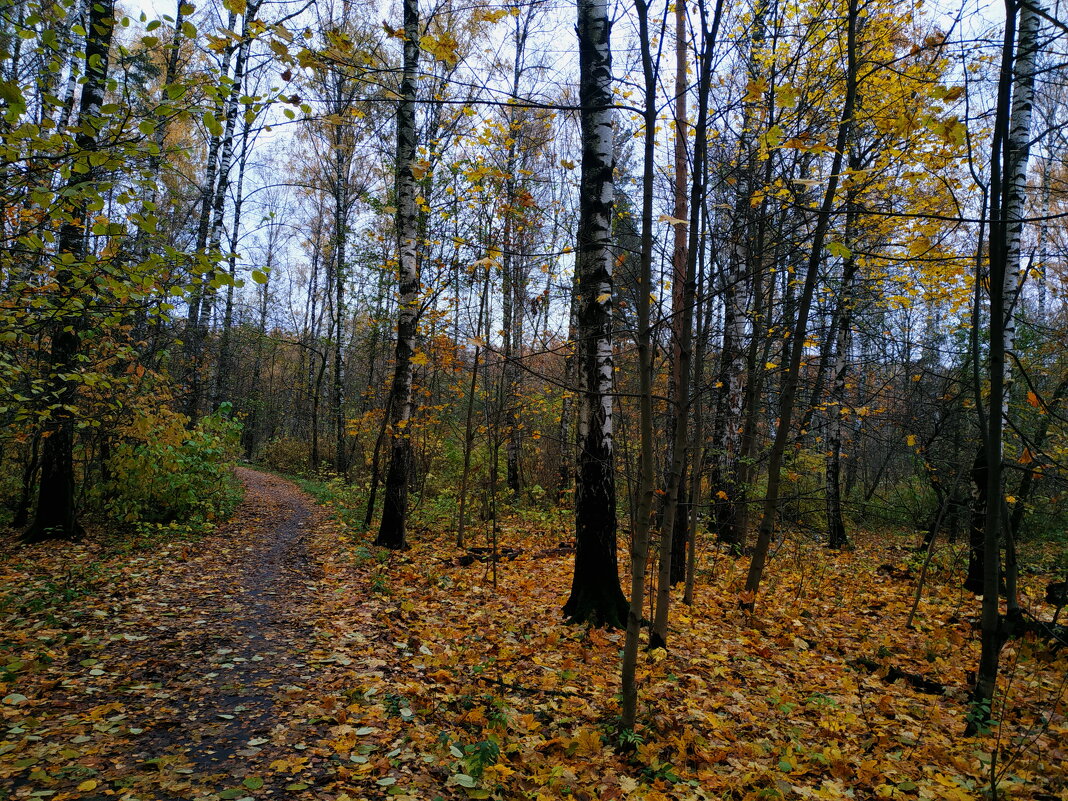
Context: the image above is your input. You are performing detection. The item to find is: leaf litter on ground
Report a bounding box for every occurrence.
[1,470,1066,800]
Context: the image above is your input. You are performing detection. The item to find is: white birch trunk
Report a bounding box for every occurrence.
[377,0,421,548]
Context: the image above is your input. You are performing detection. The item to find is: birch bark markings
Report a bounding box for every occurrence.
[185,6,239,419]
[971,0,1044,731]
[376,0,421,549]
[562,0,628,627]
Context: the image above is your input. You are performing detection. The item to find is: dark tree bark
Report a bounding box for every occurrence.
[562,0,627,628]
[650,0,716,648]
[26,0,115,542]
[557,273,580,505]
[825,177,860,551]
[184,7,238,419]
[621,0,661,730]
[971,0,1042,733]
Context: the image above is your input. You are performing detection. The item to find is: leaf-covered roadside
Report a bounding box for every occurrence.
[1,473,1066,800]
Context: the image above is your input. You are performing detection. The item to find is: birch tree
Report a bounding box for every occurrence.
[562,0,628,626]
[971,0,1044,733]
[376,0,421,549]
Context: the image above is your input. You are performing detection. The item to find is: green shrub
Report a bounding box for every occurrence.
[98,403,242,525]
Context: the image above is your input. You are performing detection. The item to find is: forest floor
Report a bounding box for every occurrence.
[1,470,1066,801]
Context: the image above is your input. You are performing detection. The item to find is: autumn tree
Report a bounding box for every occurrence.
[743,0,859,603]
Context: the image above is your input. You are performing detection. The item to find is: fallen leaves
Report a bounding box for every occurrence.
[2,470,1066,800]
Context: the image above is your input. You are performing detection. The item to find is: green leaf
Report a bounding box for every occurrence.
[285,783,309,791]
[243,776,263,790]
[827,241,851,259]
[203,111,222,137]
[251,269,268,284]
[0,80,23,105]
[219,790,244,800]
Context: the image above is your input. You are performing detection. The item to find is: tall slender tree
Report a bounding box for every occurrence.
[26,0,115,542]
[562,0,628,627]
[743,0,859,603]
[376,0,421,549]
[971,0,1044,733]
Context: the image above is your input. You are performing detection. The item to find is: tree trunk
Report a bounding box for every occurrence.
[376,0,421,549]
[562,0,627,628]
[971,0,1042,732]
[650,0,715,648]
[621,0,661,730]
[213,113,253,410]
[743,0,857,603]
[457,264,491,547]
[825,184,859,550]
[185,7,238,420]
[26,0,115,542]
[557,272,580,505]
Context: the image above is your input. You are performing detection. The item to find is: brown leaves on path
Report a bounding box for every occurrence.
[1,469,337,800]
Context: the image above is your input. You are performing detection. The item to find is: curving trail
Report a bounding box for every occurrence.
[0,468,348,800]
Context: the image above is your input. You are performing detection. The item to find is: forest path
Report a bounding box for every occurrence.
[124,467,329,793]
[0,467,359,801]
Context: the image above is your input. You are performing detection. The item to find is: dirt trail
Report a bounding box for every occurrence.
[2,468,344,800]
[131,469,323,769]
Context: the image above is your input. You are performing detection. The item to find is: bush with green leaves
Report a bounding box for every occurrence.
[98,403,243,525]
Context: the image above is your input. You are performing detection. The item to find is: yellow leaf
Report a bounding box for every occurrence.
[744,77,769,103]
[906,435,917,447]
[78,780,99,791]
[411,351,429,366]
[657,213,687,226]
[410,160,431,181]
[572,726,602,757]
[1005,495,1017,504]
[419,31,459,64]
